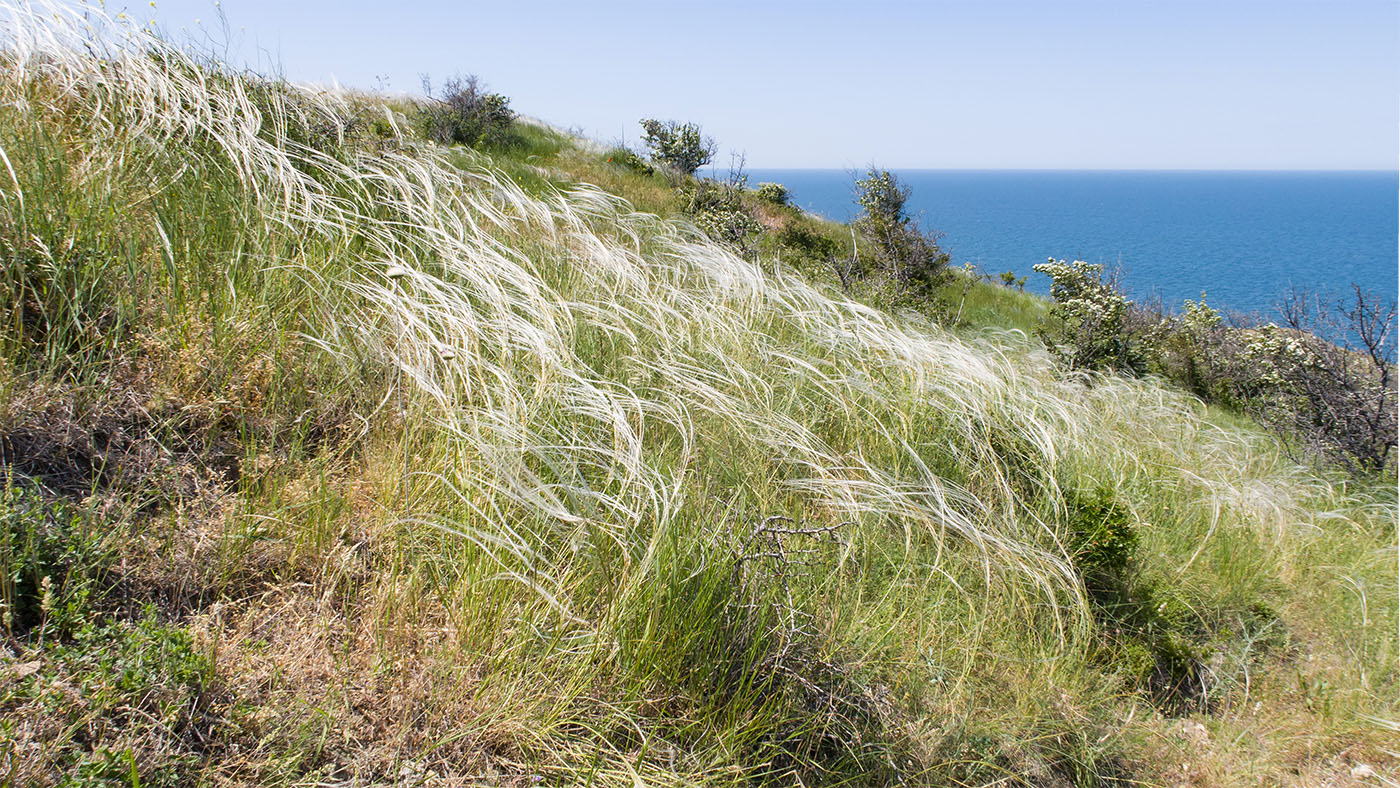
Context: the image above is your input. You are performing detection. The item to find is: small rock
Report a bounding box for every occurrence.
[1351,764,1375,779]
[1,660,41,679]
[1175,720,1210,747]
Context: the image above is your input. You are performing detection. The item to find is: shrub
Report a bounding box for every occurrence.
[1033,258,1144,372]
[1139,287,1396,473]
[775,222,855,291]
[1064,485,1138,591]
[1063,485,1282,713]
[1140,295,1243,402]
[755,182,789,205]
[639,118,716,176]
[418,73,515,148]
[1242,287,1397,472]
[853,169,951,298]
[1035,262,1395,473]
[997,270,1026,291]
[678,178,761,253]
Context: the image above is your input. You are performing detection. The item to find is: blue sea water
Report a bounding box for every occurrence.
[744,169,1397,318]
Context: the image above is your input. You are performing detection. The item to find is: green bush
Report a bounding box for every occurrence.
[1140,295,1237,401]
[1033,258,1145,373]
[1064,485,1137,590]
[773,222,855,290]
[1063,485,1282,712]
[776,222,840,263]
[418,74,515,148]
[677,178,762,253]
[1037,260,1395,475]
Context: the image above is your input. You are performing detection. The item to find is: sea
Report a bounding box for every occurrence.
[742,169,1397,319]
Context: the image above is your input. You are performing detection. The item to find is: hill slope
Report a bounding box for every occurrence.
[0,4,1394,786]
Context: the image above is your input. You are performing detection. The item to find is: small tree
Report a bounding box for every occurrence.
[639,119,716,176]
[853,169,951,297]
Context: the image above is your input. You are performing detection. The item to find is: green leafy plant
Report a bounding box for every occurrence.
[4,609,220,787]
[1140,295,1233,399]
[0,482,112,637]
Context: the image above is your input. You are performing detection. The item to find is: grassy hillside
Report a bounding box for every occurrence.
[0,5,1394,786]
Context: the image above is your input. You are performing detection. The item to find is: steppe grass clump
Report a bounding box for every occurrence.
[0,3,1394,785]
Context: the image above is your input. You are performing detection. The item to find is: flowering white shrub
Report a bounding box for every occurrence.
[1179,296,1223,334]
[639,119,715,176]
[1242,324,1319,387]
[1238,292,1395,472]
[1033,258,1396,472]
[755,182,789,205]
[1032,258,1140,371]
[676,178,762,252]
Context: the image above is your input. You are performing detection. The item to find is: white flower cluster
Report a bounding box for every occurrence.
[1179,295,1223,334]
[1242,324,1319,387]
[1032,258,1130,323]
[1031,259,1138,369]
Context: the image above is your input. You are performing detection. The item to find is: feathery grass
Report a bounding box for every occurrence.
[0,3,1394,784]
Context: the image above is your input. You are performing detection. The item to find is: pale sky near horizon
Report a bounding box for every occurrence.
[137,0,1397,170]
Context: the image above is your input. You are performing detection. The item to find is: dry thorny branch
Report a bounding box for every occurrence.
[734,515,847,650]
[731,517,876,706]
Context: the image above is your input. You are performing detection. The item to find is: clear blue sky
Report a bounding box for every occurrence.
[138,0,1397,170]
